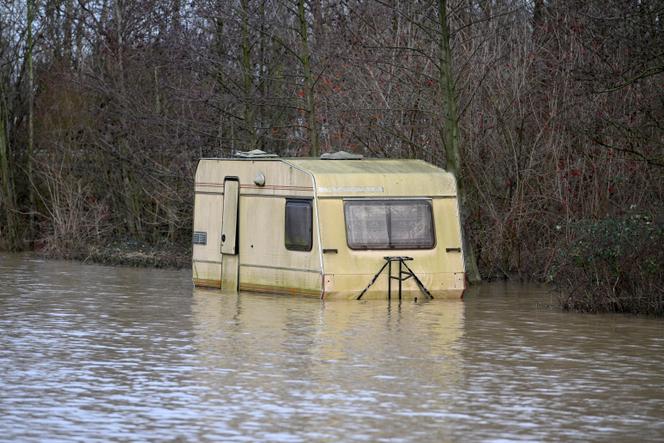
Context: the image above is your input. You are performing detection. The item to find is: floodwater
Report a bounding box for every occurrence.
[1,254,663,442]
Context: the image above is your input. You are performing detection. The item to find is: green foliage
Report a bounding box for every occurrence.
[551,213,664,315]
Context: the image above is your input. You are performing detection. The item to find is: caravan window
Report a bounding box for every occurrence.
[285,199,313,251]
[344,200,435,250]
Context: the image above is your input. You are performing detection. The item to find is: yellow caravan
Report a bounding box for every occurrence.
[192,150,466,299]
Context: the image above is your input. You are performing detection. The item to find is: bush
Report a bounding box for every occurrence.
[551,213,664,315]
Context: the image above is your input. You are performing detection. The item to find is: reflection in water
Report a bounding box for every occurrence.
[189,290,465,440]
[1,254,663,441]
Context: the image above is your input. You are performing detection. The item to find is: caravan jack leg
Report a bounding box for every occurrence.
[356,256,433,301]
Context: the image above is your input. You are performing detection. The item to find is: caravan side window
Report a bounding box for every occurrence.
[285,199,313,251]
[344,199,435,250]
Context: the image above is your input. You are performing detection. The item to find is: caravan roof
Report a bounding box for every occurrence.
[200,158,457,198]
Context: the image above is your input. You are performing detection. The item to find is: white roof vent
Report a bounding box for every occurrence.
[234,149,278,159]
[320,150,364,160]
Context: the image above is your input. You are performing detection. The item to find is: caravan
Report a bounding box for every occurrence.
[192,151,466,299]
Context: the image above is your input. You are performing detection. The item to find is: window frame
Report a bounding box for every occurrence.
[343,198,436,251]
[284,198,313,252]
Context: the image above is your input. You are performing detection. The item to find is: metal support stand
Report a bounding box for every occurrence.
[356,256,433,301]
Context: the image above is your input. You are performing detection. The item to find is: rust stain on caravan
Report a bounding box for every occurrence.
[193,278,222,288]
[239,282,321,297]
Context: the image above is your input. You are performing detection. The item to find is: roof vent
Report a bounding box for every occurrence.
[320,150,364,160]
[234,149,278,159]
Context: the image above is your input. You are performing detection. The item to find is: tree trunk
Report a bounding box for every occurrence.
[0,87,18,250]
[298,0,319,157]
[27,0,36,243]
[64,0,74,64]
[113,0,142,238]
[438,0,481,283]
[241,0,257,149]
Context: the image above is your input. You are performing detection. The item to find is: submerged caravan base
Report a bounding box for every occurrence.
[192,154,466,300]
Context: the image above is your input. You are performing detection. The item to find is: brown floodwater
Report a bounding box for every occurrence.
[1,253,663,442]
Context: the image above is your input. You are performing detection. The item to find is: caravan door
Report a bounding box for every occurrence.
[220,178,240,291]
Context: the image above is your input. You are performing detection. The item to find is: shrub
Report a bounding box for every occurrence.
[550,213,664,315]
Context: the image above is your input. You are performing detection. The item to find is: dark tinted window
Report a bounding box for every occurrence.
[344,200,434,249]
[285,199,313,251]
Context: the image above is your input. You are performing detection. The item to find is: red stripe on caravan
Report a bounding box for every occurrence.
[239,184,313,191]
[196,182,313,191]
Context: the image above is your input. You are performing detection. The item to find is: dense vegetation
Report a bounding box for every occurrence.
[552,214,663,315]
[1,1,662,311]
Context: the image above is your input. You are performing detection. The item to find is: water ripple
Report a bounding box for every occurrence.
[1,255,663,442]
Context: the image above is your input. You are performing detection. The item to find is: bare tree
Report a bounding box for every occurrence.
[0,0,661,288]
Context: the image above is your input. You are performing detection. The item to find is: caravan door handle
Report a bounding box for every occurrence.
[446,247,461,253]
[221,234,226,243]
